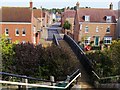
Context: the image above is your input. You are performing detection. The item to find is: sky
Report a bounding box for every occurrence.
[0,0,120,10]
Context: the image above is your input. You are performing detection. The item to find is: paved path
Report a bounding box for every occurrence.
[59,40,93,89]
[47,24,63,41]
[39,22,63,47]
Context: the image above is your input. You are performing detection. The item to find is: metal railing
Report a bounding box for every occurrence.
[0,69,81,90]
[63,34,94,76]
[53,34,59,46]
[0,72,51,82]
[92,71,120,83]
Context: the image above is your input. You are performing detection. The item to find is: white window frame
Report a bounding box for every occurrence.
[106,16,112,23]
[15,29,19,36]
[85,15,90,22]
[22,28,26,36]
[104,37,112,44]
[5,28,9,36]
[106,26,110,33]
[84,37,91,45]
[96,26,99,32]
[85,26,89,33]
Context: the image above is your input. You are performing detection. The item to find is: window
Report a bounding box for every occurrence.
[85,26,89,33]
[96,26,99,32]
[106,16,112,23]
[5,28,9,36]
[106,26,110,33]
[84,37,91,45]
[15,29,19,36]
[22,28,26,36]
[104,37,112,44]
[85,15,90,22]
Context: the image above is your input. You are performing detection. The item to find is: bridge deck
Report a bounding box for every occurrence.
[59,40,93,88]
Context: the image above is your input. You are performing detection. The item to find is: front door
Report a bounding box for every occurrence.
[95,36,99,46]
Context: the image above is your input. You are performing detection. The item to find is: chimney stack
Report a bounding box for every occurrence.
[64,7,67,12]
[30,0,33,8]
[76,2,80,10]
[109,2,113,10]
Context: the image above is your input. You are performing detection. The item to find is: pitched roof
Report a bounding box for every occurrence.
[77,8,117,23]
[33,9,42,18]
[63,10,75,18]
[1,7,32,22]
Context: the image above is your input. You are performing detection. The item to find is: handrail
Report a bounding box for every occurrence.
[0,72,81,89]
[0,80,65,89]
[69,69,80,79]
[64,35,85,54]
[92,71,120,80]
[53,34,59,46]
[92,71,100,80]
[0,72,51,82]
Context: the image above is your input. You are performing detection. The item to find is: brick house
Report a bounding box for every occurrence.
[61,8,75,35]
[74,2,117,46]
[0,1,43,45]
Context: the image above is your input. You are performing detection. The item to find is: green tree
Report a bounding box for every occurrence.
[63,21,71,30]
[41,44,79,80]
[1,35,15,73]
[87,50,113,77]
[109,40,120,75]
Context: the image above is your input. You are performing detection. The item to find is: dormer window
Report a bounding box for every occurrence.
[106,16,112,23]
[85,15,90,22]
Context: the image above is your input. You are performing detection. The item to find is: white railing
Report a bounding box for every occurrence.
[0,72,81,89]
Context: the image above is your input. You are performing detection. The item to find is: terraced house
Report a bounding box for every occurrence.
[0,1,50,45]
[74,2,118,46]
[61,8,75,35]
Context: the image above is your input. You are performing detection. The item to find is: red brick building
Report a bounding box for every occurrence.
[74,2,117,46]
[0,1,44,45]
[61,9,75,34]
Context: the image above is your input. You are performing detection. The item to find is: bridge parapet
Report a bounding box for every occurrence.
[63,34,94,76]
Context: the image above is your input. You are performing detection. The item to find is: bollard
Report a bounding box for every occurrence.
[50,76,55,86]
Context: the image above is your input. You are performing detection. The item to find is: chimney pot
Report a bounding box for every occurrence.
[76,2,80,10]
[109,2,113,10]
[30,0,33,8]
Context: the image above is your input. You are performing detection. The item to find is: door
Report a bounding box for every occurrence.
[94,36,99,46]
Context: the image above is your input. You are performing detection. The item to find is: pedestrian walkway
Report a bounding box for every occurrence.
[59,40,93,89]
[39,22,63,47]
[47,26,62,41]
[39,27,52,47]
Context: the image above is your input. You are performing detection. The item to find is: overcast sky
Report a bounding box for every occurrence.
[0,0,119,10]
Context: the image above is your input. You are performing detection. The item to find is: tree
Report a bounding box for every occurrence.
[63,21,71,30]
[1,35,15,73]
[41,44,79,80]
[13,43,42,77]
[109,40,120,75]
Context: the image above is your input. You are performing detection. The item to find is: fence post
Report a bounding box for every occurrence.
[22,76,28,90]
